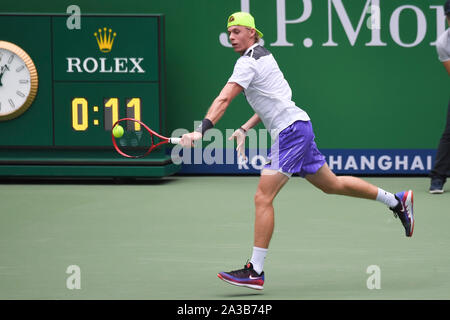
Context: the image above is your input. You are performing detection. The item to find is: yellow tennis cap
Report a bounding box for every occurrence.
[227,12,263,38]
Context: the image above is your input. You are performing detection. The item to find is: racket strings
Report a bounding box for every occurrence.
[112,118,170,158]
[115,125,154,158]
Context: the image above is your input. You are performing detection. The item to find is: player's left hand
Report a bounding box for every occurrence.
[180,131,202,147]
[228,128,247,162]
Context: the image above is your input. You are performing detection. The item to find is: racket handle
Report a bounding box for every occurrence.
[169,137,181,144]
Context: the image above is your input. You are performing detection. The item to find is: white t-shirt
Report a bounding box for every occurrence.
[228,43,310,139]
[436,28,450,62]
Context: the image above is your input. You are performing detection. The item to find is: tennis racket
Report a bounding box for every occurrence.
[112,118,181,158]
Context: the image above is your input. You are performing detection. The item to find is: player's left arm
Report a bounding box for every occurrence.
[180,82,243,147]
[442,60,450,76]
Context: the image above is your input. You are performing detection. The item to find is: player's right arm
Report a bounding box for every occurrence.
[204,82,243,124]
[179,82,243,147]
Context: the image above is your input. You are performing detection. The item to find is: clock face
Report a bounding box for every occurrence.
[0,41,38,121]
[0,48,32,116]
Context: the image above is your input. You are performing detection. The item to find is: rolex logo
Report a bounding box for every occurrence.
[67,26,146,74]
[94,27,117,53]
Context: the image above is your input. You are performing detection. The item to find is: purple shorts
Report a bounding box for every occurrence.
[264,120,326,178]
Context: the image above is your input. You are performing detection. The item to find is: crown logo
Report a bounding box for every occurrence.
[93,27,117,53]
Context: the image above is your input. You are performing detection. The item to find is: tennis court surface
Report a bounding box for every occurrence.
[0,176,449,299]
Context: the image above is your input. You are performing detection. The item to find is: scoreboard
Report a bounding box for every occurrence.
[0,14,180,177]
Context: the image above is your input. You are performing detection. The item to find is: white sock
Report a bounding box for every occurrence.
[250,246,267,275]
[376,188,399,208]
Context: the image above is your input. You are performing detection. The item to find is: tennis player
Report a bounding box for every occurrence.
[179,12,414,290]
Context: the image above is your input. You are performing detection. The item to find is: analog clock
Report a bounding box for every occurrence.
[0,41,38,121]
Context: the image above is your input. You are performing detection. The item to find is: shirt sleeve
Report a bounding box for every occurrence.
[436,32,450,62]
[227,56,257,90]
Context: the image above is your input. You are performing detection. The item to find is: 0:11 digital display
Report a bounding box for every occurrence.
[71,97,142,131]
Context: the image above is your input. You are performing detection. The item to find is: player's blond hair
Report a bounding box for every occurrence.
[246,27,260,44]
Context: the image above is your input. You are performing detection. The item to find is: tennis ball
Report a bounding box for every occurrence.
[113,125,124,138]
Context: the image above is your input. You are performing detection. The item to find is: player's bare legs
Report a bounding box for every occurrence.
[218,163,414,290]
[306,163,414,237]
[253,170,290,248]
[217,169,288,289]
[305,163,378,199]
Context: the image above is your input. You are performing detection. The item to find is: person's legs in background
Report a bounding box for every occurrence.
[430,100,450,194]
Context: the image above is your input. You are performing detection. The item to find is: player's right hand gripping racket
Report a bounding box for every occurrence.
[112,118,181,158]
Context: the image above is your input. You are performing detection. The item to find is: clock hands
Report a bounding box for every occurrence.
[0,64,10,87]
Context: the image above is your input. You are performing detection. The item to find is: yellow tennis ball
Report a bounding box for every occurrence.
[113,125,124,138]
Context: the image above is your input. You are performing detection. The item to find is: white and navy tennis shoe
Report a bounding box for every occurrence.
[390,190,414,237]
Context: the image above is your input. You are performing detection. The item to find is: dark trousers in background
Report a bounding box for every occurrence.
[430,99,450,183]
